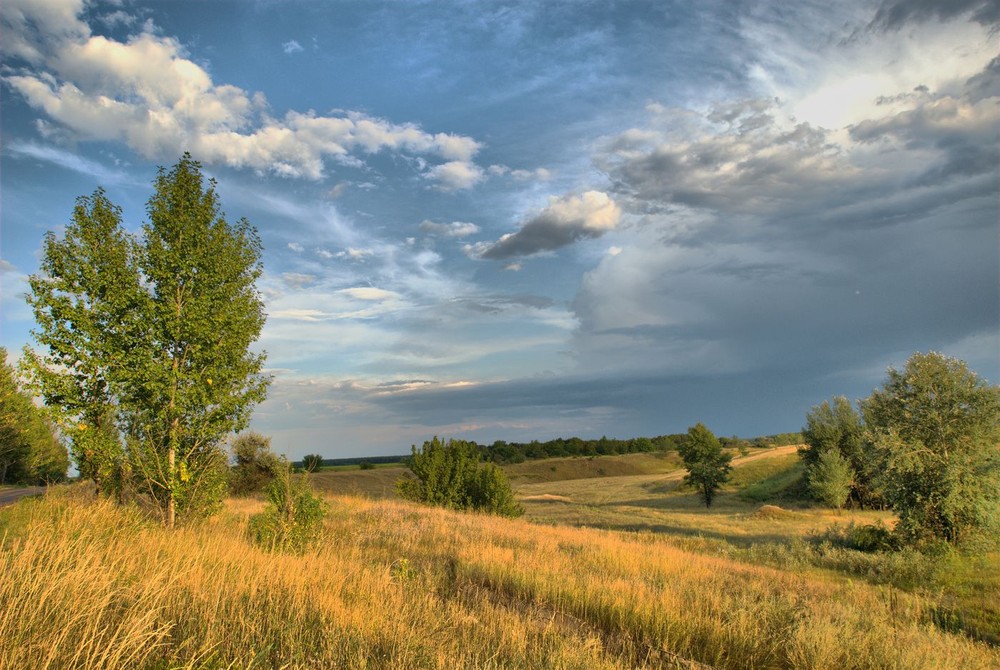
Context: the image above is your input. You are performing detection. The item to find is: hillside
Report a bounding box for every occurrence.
[2,488,998,669]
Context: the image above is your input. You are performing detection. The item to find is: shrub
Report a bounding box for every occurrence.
[398,437,523,517]
[248,467,328,553]
[810,521,900,553]
[358,460,375,470]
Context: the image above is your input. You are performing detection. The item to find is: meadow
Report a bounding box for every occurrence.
[1,449,997,669]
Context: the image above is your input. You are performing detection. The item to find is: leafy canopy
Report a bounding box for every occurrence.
[862,352,1000,548]
[678,423,732,507]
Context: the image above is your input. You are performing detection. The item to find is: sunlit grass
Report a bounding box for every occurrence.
[1,486,997,669]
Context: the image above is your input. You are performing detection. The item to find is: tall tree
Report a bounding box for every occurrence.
[678,423,732,507]
[24,155,270,526]
[130,155,269,526]
[22,190,142,495]
[862,352,1000,547]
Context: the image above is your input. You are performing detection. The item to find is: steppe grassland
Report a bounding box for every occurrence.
[1,485,998,669]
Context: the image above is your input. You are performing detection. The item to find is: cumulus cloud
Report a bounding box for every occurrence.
[1,1,484,186]
[477,191,621,260]
[425,160,484,191]
[282,272,317,288]
[282,40,304,54]
[419,220,480,237]
[287,242,304,252]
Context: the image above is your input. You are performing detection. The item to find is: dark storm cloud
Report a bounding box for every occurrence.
[870,0,1000,30]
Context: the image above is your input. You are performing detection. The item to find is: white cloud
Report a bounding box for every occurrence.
[425,161,484,191]
[3,3,484,186]
[282,40,304,54]
[316,249,334,259]
[419,220,480,237]
[607,246,623,256]
[338,287,399,301]
[287,242,304,252]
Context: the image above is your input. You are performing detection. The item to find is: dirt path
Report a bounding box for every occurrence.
[0,486,46,508]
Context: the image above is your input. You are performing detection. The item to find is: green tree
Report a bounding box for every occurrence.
[230,432,284,495]
[22,189,141,496]
[862,352,1000,548]
[0,349,68,484]
[301,453,323,472]
[23,155,270,526]
[801,396,875,505]
[809,448,854,511]
[678,423,732,507]
[399,437,522,517]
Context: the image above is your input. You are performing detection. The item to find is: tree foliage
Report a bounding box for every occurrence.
[301,453,324,473]
[809,447,855,510]
[398,437,523,517]
[801,396,875,505]
[23,155,269,525]
[678,423,732,507]
[229,432,284,495]
[861,352,1000,548]
[0,349,68,485]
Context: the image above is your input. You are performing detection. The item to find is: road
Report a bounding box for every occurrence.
[0,486,46,508]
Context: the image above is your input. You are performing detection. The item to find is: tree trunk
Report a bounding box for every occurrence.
[167,443,176,528]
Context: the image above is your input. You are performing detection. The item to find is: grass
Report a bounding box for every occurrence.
[503,451,685,484]
[2,487,998,669]
[307,466,412,500]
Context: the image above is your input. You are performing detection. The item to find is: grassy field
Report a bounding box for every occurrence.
[2,487,998,669]
[1,449,997,668]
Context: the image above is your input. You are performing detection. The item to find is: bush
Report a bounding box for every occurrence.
[809,448,854,510]
[810,521,900,553]
[398,437,523,517]
[248,467,328,553]
[358,460,375,470]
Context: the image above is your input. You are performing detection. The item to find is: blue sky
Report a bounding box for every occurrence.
[1,0,997,460]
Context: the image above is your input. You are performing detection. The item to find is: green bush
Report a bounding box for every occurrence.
[398,437,523,517]
[248,468,328,553]
[809,521,900,552]
[358,460,375,470]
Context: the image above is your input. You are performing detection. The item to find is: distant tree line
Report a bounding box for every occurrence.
[0,349,68,486]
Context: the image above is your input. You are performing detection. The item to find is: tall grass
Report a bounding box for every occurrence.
[1,487,997,669]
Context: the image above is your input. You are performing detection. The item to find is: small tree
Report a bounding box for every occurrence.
[862,352,1000,548]
[801,396,874,505]
[301,453,323,472]
[230,432,284,495]
[809,448,854,511]
[678,423,732,507]
[248,466,328,553]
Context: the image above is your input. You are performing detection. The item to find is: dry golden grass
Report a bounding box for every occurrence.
[1,486,997,669]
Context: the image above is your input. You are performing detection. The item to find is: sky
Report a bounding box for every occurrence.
[1,0,997,460]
